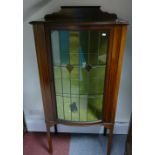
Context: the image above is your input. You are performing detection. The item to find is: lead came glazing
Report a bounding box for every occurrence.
[51,30,108,122]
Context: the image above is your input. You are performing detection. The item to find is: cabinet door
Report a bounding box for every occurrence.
[51,30,109,122]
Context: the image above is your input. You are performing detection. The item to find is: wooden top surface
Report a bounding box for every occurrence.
[30,6,128,25]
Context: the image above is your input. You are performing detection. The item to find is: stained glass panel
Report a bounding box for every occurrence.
[51,30,109,122]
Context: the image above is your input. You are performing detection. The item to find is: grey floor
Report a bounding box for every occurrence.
[69,134,127,155]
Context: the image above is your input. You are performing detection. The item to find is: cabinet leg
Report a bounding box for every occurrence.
[54,125,58,134]
[107,127,113,155]
[104,127,107,136]
[46,124,52,154]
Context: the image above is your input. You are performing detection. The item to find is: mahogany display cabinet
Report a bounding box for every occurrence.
[30,6,128,155]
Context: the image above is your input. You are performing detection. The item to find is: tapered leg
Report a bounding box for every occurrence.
[46,124,52,154]
[107,127,113,155]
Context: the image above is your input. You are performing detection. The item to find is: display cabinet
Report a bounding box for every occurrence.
[30,6,128,155]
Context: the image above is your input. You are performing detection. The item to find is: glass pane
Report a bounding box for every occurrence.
[51,31,61,65]
[53,67,62,94]
[63,95,71,120]
[71,67,79,94]
[99,32,108,65]
[79,95,88,121]
[51,30,109,122]
[56,96,64,119]
[59,31,70,65]
[87,95,103,121]
[79,67,89,94]
[62,67,70,94]
[69,31,79,65]
[89,66,106,94]
[89,31,99,53]
[79,95,103,121]
[71,95,80,121]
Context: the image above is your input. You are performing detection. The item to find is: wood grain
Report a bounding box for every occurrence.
[33,24,55,122]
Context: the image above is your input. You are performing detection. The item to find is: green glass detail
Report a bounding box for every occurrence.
[87,95,103,121]
[53,67,62,94]
[71,67,79,94]
[62,67,70,94]
[63,96,71,120]
[51,30,109,122]
[56,96,64,119]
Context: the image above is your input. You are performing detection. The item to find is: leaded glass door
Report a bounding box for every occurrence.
[51,30,109,122]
